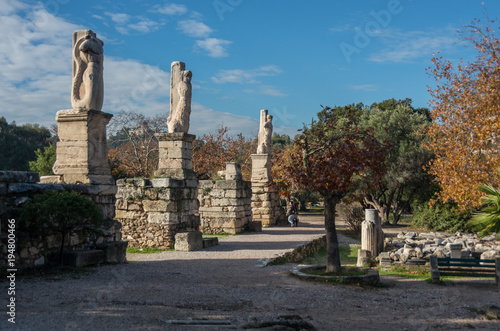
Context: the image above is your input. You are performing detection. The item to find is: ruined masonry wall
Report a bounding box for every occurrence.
[0,171,122,270]
[115,178,200,249]
[198,180,252,234]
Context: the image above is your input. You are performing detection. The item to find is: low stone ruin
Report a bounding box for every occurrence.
[379,231,500,267]
[198,163,253,234]
[0,171,126,270]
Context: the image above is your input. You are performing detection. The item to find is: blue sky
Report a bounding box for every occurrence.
[1,0,497,138]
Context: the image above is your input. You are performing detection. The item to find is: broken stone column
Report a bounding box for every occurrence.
[251,109,285,226]
[362,209,381,257]
[52,29,113,185]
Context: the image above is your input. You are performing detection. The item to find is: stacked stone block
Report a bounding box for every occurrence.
[116,177,200,249]
[198,179,252,234]
[0,171,124,270]
[251,154,285,226]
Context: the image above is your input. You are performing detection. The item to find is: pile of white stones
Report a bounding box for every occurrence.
[380,231,500,265]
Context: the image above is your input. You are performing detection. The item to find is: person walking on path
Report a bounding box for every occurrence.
[287,201,297,227]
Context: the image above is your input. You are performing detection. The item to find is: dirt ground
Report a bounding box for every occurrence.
[2,213,499,331]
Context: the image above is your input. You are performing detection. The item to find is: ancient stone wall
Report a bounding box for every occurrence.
[0,171,123,270]
[198,179,252,234]
[115,177,200,249]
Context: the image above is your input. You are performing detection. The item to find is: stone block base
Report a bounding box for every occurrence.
[175,231,203,251]
[248,221,262,232]
[97,241,128,263]
[203,237,219,248]
[63,250,105,267]
[53,109,114,185]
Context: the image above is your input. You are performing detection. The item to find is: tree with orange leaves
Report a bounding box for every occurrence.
[426,18,500,209]
[272,105,387,273]
[192,126,256,180]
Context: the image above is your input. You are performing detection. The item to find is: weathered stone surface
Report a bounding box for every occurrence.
[71,29,104,111]
[167,61,192,133]
[226,162,242,180]
[96,241,128,263]
[256,109,273,154]
[63,250,105,267]
[53,109,114,185]
[0,171,39,183]
[175,231,203,251]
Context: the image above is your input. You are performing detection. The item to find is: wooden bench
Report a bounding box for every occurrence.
[430,255,500,288]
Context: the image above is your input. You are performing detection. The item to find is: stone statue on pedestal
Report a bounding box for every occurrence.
[256,109,273,154]
[168,61,192,133]
[71,30,104,111]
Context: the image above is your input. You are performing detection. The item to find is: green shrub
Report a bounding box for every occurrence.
[411,202,472,233]
[29,143,56,176]
[21,190,103,263]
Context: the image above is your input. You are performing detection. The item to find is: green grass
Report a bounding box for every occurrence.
[378,265,431,280]
[301,245,360,266]
[126,247,173,254]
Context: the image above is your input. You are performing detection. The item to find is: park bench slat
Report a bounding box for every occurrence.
[440,272,495,278]
[430,255,500,288]
[439,263,496,268]
[439,268,496,273]
[437,258,495,263]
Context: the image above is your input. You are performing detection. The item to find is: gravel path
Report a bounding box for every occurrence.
[2,213,499,330]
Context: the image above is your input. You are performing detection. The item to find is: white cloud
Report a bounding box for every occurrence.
[348,84,378,92]
[128,19,163,33]
[0,1,295,139]
[257,85,287,97]
[368,28,458,63]
[195,38,232,57]
[177,19,213,38]
[212,65,282,84]
[157,3,188,16]
[104,12,130,24]
[101,12,162,35]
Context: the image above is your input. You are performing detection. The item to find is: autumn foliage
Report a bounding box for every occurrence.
[426,19,500,209]
[272,105,387,272]
[192,126,256,180]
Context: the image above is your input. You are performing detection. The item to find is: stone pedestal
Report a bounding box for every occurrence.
[251,154,271,182]
[250,154,284,226]
[155,132,196,179]
[53,109,114,185]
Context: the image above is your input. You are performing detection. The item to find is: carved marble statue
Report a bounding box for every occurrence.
[256,109,273,154]
[168,61,192,133]
[71,30,104,111]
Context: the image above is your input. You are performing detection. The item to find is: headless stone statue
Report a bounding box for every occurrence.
[168,61,192,133]
[257,109,273,154]
[71,30,104,111]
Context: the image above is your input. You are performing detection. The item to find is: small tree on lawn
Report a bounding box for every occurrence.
[273,105,387,272]
[21,190,104,264]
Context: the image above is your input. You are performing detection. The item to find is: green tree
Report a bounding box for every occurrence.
[271,133,292,150]
[0,117,51,171]
[273,105,387,272]
[29,144,56,176]
[21,190,104,264]
[359,99,435,224]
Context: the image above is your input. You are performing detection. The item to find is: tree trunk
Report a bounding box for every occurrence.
[324,195,341,273]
